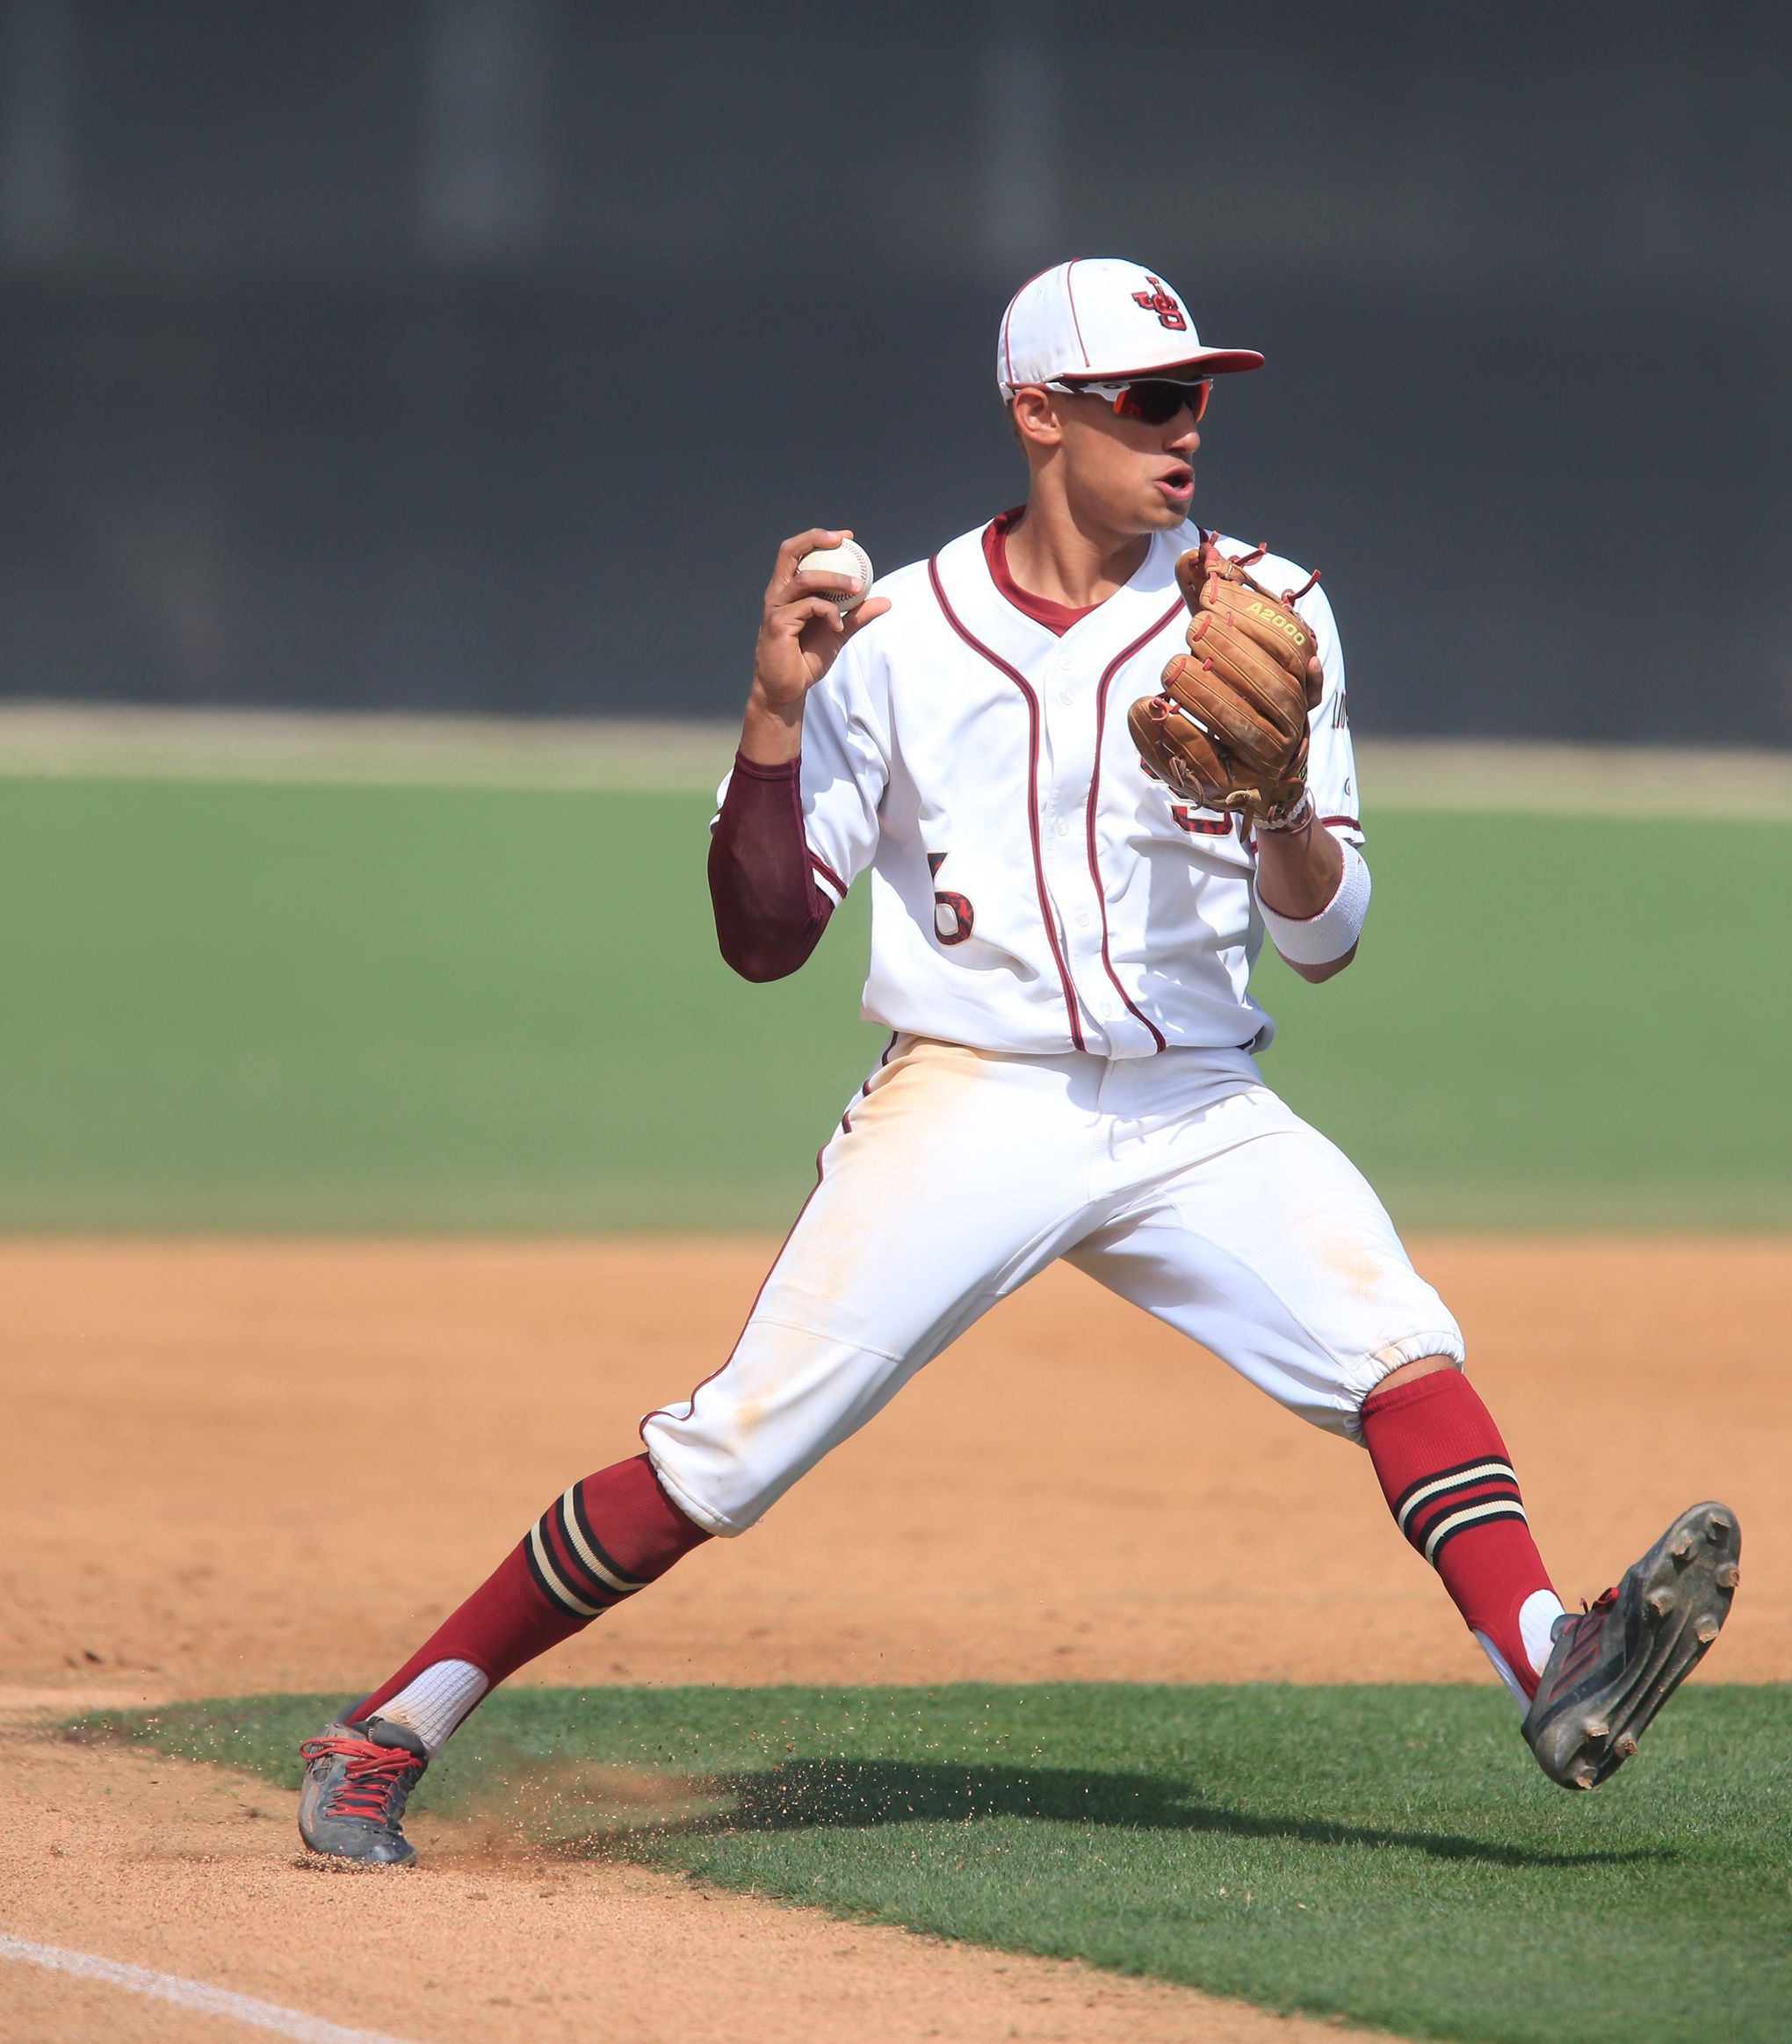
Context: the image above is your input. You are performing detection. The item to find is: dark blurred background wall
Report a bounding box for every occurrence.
[2,0,1787,740]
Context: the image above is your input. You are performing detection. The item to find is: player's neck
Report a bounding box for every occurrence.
[1003,493,1152,611]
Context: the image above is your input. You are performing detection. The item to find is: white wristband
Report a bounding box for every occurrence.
[1257,836,1371,965]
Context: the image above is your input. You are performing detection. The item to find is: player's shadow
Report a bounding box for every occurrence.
[602,1759,1668,1870]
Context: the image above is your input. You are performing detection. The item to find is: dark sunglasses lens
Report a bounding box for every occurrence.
[1116,379,1210,424]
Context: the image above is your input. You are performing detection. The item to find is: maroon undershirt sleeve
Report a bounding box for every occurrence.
[708,750,835,982]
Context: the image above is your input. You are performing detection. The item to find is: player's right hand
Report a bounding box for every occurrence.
[750,528,891,722]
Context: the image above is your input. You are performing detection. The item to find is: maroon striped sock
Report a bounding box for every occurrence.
[350,1454,708,1723]
[1361,1371,1557,1698]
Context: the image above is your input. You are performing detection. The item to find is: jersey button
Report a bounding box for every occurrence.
[1054,818,1070,838]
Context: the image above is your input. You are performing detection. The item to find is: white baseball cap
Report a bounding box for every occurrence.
[996,258,1264,400]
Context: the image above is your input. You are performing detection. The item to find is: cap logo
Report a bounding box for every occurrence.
[1131,277,1187,331]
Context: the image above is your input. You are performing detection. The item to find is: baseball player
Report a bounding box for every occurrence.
[299,259,1740,1866]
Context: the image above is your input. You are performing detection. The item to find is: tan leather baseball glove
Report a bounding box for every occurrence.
[1128,539,1324,829]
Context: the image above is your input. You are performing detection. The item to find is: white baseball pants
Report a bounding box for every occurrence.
[643,1034,1463,1535]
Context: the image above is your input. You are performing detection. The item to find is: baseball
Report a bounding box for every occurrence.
[796,538,873,614]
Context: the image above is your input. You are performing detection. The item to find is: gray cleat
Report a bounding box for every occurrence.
[298,1717,429,1864]
[1522,1500,1741,1791]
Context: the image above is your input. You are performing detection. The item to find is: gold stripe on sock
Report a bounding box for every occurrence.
[528,1520,603,1618]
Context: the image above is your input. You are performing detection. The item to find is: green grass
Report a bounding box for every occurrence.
[2,777,1787,1228]
[81,1682,1792,2044]
[1258,809,1792,1227]
[0,779,884,1228]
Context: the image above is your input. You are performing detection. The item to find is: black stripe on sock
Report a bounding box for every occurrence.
[522,1521,599,1620]
[548,1495,631,1607]
[1407,1480,1523,1556]
[567,1484,647,1592]
[1391,1455,1517,1528]
[1425,1504,1531,1564]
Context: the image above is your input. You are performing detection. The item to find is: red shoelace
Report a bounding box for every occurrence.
[300,1735,420,1822]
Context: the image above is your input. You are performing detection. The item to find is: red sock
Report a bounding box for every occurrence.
[1361,1371,1557,1699]
[350,1454,709,1722]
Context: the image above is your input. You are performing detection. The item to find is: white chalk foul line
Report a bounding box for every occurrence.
[0,1932,423,2044]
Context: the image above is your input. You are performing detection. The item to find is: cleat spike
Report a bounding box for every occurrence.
[1644,1589,1673,1619]
[1669,1535,1694,1563]
[1695,1618,1720,1644]
[1582,1722,1609,1746]
[1571,1765,1597,1789]
[1613,1731,1638,1759]
[1716,1562,1740,1591]
[1705,1514,1732,1542]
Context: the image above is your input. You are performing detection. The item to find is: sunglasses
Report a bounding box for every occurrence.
[1051,376,1211,425]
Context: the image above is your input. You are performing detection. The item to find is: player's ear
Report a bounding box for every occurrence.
[1008,386,1064,451]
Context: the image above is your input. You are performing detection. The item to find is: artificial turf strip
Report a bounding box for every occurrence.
[80,1683,1792,2044]
[3,778,1789,1230]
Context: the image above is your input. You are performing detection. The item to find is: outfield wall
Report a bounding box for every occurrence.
[1,6,1787,742]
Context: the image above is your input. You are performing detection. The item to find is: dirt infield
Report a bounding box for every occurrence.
[2,1235,1784,2041]
[1,1713,1377,2044]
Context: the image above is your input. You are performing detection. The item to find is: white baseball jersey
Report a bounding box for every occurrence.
[715,516,1362,1061]
[656,511,1460,1542]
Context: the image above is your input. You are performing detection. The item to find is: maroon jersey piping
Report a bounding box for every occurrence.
[1086,597,1186,1052]
[926,553,1087,1053]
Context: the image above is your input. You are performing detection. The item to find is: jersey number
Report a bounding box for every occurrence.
[1170,805,1237,838]
[927,851,975,945]
[933,890,975,944]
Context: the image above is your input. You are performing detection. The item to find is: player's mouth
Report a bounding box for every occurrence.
[1155,465,1195,502]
